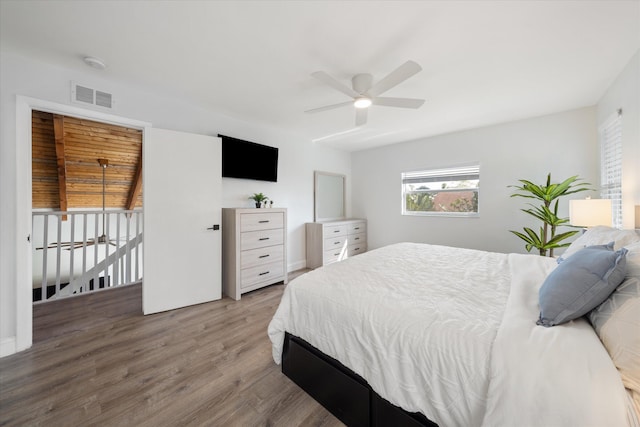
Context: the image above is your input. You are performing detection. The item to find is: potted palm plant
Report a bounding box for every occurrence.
[509,173,592,257]
[249,192,269,208]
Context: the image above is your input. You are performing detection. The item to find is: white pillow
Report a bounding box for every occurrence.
[561,226,640,260]
[589,277,640,419]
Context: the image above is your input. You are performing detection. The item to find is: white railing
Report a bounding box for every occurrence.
[32,210,143,303]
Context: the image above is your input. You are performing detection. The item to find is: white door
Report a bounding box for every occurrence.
[143,128,222,314]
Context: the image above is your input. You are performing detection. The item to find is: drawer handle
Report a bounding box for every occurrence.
[334,241,340,245]
[354,227,360,230]
[354,237,360,241]
[259,220,270,223]
[259,254,270,258]
[354,247,360,251]
[259,271,270,276]
[333,230,340,233]
[334,253,340,256]
[259,237,270,241]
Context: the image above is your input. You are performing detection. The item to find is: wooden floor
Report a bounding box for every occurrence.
[0,275,343,426]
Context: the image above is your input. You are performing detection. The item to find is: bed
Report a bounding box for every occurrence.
[268,227,640,427]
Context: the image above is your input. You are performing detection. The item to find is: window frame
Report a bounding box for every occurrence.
[401,163,480,217]
[599,110,623,229]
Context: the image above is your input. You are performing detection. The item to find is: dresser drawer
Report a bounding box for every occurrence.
[348,222,366,235]
[241,261,284,289]
[324,224,348,237]
[324,236,347,251]
[241,245,284,269]
[323,247,347,265]
[349,232,366,246]
[348,243,367,257]
[241,228,284,250]
[240,212,284,232]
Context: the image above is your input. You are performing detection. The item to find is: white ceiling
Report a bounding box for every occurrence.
[1,1,639,151]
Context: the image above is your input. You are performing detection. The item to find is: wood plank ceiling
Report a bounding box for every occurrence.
[32,110,143,210]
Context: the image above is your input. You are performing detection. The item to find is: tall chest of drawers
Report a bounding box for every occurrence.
[306,219,367,269]
[222,208,288,300]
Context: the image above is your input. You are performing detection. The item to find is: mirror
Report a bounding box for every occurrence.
[314,171,346,221]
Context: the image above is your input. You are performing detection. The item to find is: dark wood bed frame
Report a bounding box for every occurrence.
[282,332,438,427]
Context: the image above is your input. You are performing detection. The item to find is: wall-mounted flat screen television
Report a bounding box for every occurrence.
[219,135,278,182]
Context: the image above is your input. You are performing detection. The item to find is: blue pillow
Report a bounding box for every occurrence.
[537,242,628,327]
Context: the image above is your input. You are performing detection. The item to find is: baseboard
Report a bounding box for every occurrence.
[0,336,17,358]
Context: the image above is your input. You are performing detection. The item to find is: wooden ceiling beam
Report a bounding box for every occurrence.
[52,114,68,220]
[32,111,143,210]
[125,147,142,211]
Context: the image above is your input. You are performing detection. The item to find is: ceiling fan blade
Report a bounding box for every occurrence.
[372,97,425,109]
[37,241,78,250]
[37,235,125,250]
[355,108,368,126]
[368,60,422,97]
[311,71,360,99]
[305,101,354,114]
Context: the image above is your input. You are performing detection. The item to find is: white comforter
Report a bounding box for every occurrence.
[268,243,630,427]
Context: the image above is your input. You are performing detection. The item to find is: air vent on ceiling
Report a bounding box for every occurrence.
[71,82,115,109]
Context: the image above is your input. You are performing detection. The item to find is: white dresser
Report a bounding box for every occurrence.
[306,219,367,269]
[222,208,287,300]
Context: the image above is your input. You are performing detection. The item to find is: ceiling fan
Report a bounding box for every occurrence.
[305,60,425,126]
[38,158,117,250]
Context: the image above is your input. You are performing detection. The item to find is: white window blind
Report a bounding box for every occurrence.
[599,109,623,229]
[401,163,480,216]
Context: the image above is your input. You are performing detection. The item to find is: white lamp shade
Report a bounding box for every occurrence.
[569,199,612,227]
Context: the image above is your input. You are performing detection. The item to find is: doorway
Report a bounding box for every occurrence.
[15,95,150,352]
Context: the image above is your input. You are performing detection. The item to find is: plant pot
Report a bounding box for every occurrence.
[255,202,261,208]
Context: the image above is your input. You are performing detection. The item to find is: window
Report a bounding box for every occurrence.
[599,110,622,229]
[402,163,479,216]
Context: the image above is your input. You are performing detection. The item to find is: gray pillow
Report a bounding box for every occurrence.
[537,243,628,327]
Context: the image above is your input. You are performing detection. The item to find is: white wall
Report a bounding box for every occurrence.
[352,107,599,254]
[596,49,639,229]
[0,51,351,356]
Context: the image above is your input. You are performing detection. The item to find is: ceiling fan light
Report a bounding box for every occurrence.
[354,97,372,109]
